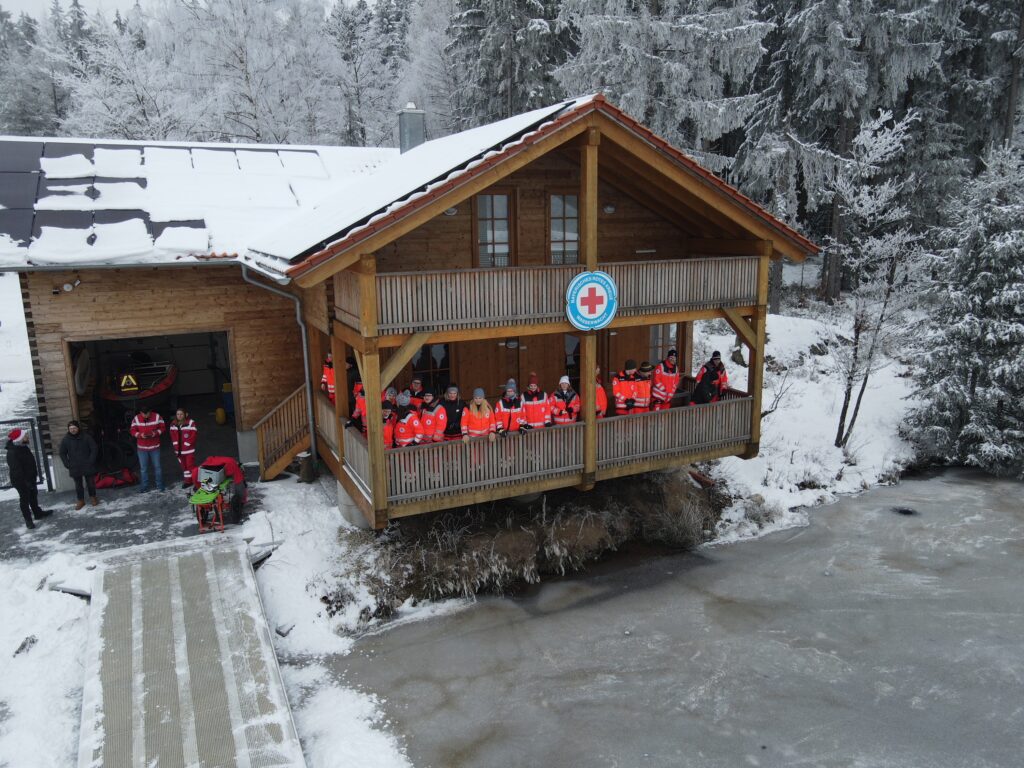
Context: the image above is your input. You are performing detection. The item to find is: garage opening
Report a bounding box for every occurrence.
[68,331,239,477]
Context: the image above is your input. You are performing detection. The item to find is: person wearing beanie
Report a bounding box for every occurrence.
[634,362,655,411]
[652,349,681,411]
[347,385,369,434]
[549,375,580,425]
[694,350,729,403]
[462,387,497,441]
[521,372,551,429]
[130,406,166,492]
[418,388,447,442]
[383,386,398,406]
[407,377,426,410]
[393,392,424,447]
[169,408,199,489]
[441,384,466,441]
[612,360,640,415]
[379,401,396,449]
[494,379,526,434]
[5,428,51,529]
[59,419,99,509]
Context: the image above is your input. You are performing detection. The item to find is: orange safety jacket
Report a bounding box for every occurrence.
[611,372,638,413]
[548,389,580,424]
[407,387,426,411]
[381,418,395,449]
[595,382,608,418]
[651,361,680,405]
[461,405,496,437]
[394,412,424,447]
[419,402,447,442]
[321,364,335,402]
[633,377,652,409]
[696,362,729,400]
[521,389,551,428]
[494,396,527,432]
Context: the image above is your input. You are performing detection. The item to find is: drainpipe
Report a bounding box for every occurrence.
[240,265,318,467]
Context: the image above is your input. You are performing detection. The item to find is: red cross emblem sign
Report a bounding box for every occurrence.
[566,271,618,331]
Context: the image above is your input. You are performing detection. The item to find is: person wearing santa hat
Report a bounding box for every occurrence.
[5,428,52,529]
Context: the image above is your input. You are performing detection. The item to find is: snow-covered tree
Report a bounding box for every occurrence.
[904,146,1024,477]
[827,110,921,449]
[556,0,770,171]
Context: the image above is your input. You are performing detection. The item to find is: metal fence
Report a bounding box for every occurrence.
[0,417,53,491]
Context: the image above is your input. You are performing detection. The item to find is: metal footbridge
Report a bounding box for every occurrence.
[77,537,306,768]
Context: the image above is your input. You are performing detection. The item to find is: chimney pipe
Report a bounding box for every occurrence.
[398,103,426,153]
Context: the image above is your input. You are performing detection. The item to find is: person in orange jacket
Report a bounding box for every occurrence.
[393,392,424,447]
[418,389,447,442]
[494,379,527,434]
[694,350,729,401]
[462,388,497,440]
[406,377,427,411]
[320,352,336,403]
[549,375,580,424]
[651,349,681,410]
[633,361,655,411]
[594,367,608,419]
[380,401,396,448]
[612,360,640,416]
[521,372,551,429]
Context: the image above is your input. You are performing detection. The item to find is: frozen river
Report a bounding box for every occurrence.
[340,470,1024,768]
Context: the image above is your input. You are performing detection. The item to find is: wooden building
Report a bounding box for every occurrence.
[0,95,817,524]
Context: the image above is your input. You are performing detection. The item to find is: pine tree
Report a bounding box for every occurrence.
[904,146,1024,477]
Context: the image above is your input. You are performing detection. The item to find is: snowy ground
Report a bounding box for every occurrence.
[0,267,915,767]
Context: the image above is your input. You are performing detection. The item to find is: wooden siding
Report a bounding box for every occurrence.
[24,267,304,441]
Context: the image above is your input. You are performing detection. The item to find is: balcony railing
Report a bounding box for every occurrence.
[315,394,339,457]
[335,256,759,335]
[340,397,751,509]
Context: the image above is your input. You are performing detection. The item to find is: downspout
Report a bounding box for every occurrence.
[240,265,318,467]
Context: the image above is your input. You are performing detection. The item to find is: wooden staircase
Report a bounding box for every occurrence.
[254,385,310,480]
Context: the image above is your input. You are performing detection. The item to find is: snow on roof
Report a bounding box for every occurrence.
[244,97,595,277]
[0,136,398,278]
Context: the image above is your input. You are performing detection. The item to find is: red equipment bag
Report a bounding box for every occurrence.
[94,468,137,489]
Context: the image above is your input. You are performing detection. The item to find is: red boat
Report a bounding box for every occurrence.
[98,361,178,410]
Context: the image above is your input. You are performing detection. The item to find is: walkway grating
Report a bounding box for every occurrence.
[78,536,307,768]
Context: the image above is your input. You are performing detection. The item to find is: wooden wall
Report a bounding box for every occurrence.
[374,153,687,273]
[24,266,304,442]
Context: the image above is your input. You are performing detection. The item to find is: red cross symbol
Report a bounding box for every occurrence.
[580,286,605,316]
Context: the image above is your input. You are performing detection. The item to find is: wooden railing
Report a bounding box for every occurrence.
[343,427,372,498]
[315,394,339,457]
[598,397,752,468]
[254,385,310,480]
[333,256,759,334]
[385,422,585,503]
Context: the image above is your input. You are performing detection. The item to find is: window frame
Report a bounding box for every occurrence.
[472,189,517,268]
[547,189,581,266]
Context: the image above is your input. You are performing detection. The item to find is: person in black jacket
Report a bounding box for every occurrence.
[59,420,99,510]
[5,428,51,530]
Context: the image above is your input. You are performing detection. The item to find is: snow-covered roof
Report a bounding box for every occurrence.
[245,97,595,276]
[0,135,398,278]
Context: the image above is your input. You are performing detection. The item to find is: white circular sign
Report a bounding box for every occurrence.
[565,271,618,331]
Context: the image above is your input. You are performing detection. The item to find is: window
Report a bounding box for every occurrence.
[411,343,450,392]
[649,324,678,364]
[564,334,581,392]
[476,193,512,268]
[550,193,579,265]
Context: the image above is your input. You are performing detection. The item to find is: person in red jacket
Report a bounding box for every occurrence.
[393,392,424,447]
[549,376,580,425]
[521,372,551,429]
[130,407,166,492]
[694,351,729,402]
[406,377,426,411]
[494,379,527,434]
[612,360,639,416]
[419,389,447,442]
[462,388,497,440]
[594,367,608,419]
[320,352,336,403]
[169,408,198,489]
[380,402,396,449]
[633,361,655,411]
[651,349,680,410]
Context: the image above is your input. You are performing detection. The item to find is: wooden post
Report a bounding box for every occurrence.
[678,321,694,377]
[579,128,600,489]
[330,323,346,463]
[743,241,771,458]
[363,351,388,528]
[357,254,378,338]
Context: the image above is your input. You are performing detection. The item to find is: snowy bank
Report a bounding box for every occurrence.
[694,310,917,543]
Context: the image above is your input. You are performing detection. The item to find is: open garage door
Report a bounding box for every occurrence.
[68,331,239,475]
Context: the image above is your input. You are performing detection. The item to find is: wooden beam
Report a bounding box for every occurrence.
[330,331,347,456]
[720,307,756,349]
[748,241,771,447]
[678,320,694,376]
[597,118,808,262]
[357,254,378,338]
[362,351,388,527]
[581,128,599,272]
[331,316,366,352]
[335,458,375,527]
[387,472,586,519]
[293,120,593,288]
[380,331,432,387]
[594,442,749,482]
[581,332,597,489]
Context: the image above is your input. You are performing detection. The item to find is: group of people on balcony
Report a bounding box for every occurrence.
[330,348,730,450]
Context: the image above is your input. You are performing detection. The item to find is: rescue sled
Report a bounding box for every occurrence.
[188,456,248,533]
[98,361,178,410]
